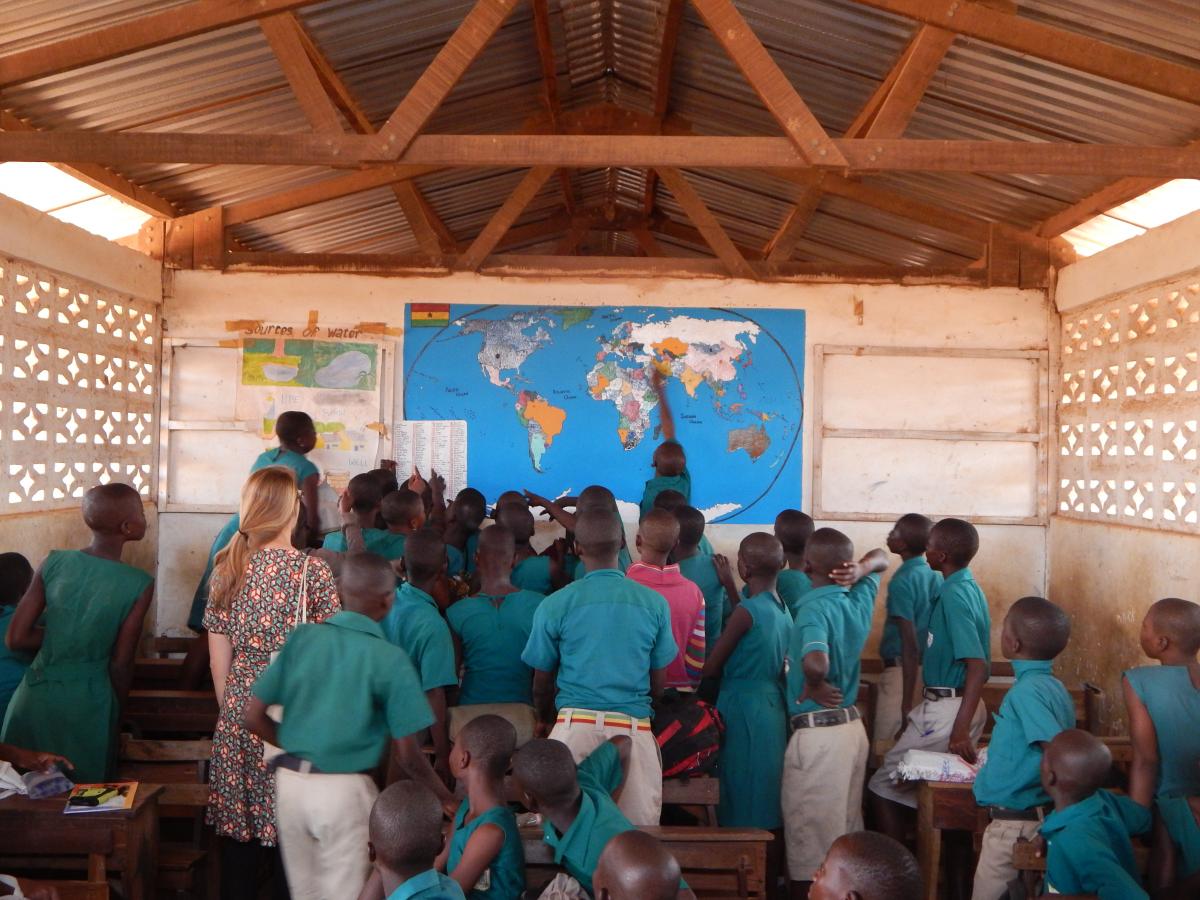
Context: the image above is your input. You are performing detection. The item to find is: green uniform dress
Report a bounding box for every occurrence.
[1,551,152,782]
[716,590,791,828]
[446,590,545,705]
[1158,796,1200,879]
[1123,665,1200,800]
[0,606,33,723]
[448,800,525,900]
[776,569,814,621]
[679,553,729,650]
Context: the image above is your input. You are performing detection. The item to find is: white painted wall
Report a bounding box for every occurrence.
[157,270,1051,649]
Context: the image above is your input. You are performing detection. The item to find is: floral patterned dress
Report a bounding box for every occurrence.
[203,548,339,844]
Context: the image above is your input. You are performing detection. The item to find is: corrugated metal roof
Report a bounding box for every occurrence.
[3,0,1199,268]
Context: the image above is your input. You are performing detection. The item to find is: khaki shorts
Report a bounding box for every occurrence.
[972,818,1042,900]
[551,708,662,827]
[873,664,924,745]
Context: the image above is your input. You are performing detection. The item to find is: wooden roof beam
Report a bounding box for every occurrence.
[849,0,1200,106]
[654,167,755,278]
[642,0,686,215]
[377,0,521,157]
[457,165,556,270]
[845,25,954,139]
[764,183,825,262]
[531,0,576,217]
[690,0,846,167]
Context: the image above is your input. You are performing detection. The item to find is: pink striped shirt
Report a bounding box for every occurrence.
[627,562,706,690]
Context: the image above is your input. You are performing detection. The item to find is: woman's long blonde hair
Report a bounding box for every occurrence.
[208,466,300,610]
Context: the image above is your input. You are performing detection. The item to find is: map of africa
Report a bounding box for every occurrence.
[403,304,804,523]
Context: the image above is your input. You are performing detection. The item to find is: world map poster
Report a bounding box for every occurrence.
[402,304,804,524]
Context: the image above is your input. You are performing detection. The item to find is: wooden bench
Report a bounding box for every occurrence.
[148,636,200,657]
[132,657,185,689]
[124,690,218,736]
[521,825,771,899]
[0,829,111,900]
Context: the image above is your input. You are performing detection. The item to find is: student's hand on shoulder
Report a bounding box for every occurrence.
[948,728,978,765]
[829,560,861,587]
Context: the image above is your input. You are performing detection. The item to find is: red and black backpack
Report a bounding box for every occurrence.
[652,693,724,778]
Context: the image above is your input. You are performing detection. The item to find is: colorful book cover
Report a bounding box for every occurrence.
[63,782,138,814]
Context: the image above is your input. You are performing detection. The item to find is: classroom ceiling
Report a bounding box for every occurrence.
[1,0,1199,277]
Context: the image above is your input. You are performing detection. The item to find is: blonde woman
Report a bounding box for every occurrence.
[204,466,340,900]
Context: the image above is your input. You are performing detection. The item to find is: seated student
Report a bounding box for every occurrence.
[245,552,453,898]
[369,466,401,521]
[640,369,691,519]
[1125,598,1200,808]
[674,506,738,652]
[782,529,886,898]
[874,513,941,748]
[628,510,706,693]
[869,518,990,842]
[512,737,695,899]
[651,491,713,556]
[446,526,545,746]
[2,484,154,782]
[1039,729,1152,898]
[496,503,556,595]
[522,509,677,827]
[383,530,459,782]
[0,554,34,723]
[809,831,922,900]
[773,509,815,620]
[366,781,466,900]
[1151,760,1200,898]
[702,533,792,831]
[446,488,488,575]
[970,597,1075,900]
[441,715,524,899]
[593,830,684,900]
[323,473,386,551]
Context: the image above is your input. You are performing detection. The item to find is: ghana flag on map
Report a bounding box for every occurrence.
[411,304,450,327]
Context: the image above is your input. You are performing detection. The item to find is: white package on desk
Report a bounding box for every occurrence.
[895,747,987,784]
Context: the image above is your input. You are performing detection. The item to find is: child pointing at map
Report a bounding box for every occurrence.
[640,369,692,520]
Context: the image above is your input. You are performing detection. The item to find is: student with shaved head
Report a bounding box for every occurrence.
[809,831,921,900]
[368,782,465,899]
[522,508,678,826]
[773,509,816,620]
[2,482,153,783]
[245,552,450,899]
[1039,729,1152,898]
[1125,597,1200,808]
[628,509,706,692]
[593,830,684,900]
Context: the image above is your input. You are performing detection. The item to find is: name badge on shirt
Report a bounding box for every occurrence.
[927,632,934,648]
[474,869,491,891]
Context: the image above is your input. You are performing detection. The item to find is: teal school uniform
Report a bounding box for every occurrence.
[638,441,692,519]
[786,575,881,717]
[717,590,791,828]
[464,532,479,574]
[571,545,632,581]
[446,543,466,578]
[1123,665,1200,800]
[522,569,676,720]
[777,568,814,621]
[877,556,940,661]
[540,741,635,895]
[511,555,553,595]
[382,583,458,691]
[0,606,32,723]
[1158,796,1200,879]
[448,801,525,900]
[679,554,729,650]
[1041,790,1151,899]
[446,591,545,705]
[972,659,1074,810]
[386,869,466,900]
[321,528,408,560]
[252,611,433,772]
[250,447,319,483]
[187,513,241,632]
[922,568,991,690]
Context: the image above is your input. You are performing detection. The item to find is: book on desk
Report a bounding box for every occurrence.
[64,781,138,814]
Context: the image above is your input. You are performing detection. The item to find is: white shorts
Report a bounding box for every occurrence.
[551,708,662,826]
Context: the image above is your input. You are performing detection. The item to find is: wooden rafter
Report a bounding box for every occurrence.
[457,166,556,270]
[259,14,347,135]
[631,225,665,257]
[531,0,576,216]
[844,25,954,139]
[642,0,686,215]
[688,0,847,167]
[0,110,177,218]
[0,0,326,89]
[653,216,763,261]
[1036,175,1170,238]
[654,167,754,278]
[377,0,522,156]
[764,184,824,262]
[848,0,1200,106]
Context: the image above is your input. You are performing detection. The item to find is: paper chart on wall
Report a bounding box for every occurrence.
[391,420,468,500]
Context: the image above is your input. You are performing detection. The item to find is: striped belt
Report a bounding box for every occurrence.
[556,708,652,732]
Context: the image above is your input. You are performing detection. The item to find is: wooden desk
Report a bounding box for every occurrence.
[0,784,162,900]
[916,781,984,900]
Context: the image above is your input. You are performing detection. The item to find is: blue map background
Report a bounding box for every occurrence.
[402,304,804,523]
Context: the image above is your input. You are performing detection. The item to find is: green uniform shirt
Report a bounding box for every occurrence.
[1042,790,1151,899]
[0,607,32,724]
[447,590,545,706]
[386,869,466,900]
[321,528,408,559]
[252,611,433,773]
[522,569,677,719]
[251,448,319,483]
[446,544,466,578]
[571,545,632,582]
[878,556,940,661]
[540,741,635,895]
[1158,796,1200,879]
[972,659,1074,810]
[448,801,525,900]
[638,441,692,519]
[777,569,814,621]
[678,553,729,651]
[786,575,880,715]
[922,568,991,690]
[464,532,480,575]
[1123,665,1200,800]
[382,584,458,691]
[511,555,553,595]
